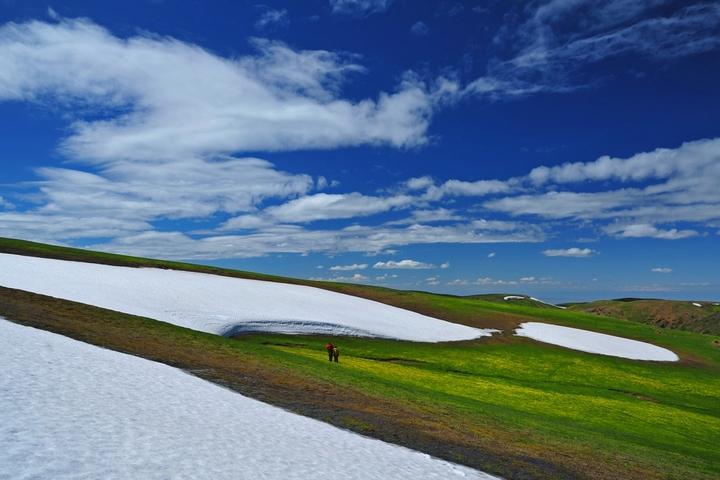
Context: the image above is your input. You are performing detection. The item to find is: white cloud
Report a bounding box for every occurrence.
[425,276,440,286]
[410,21,428,36]
[0,212,149,243]
[604,224,699,240]
[385,208,460,225]
[330,0,392,15]
[448,279,468,286]
[0,196,13,209]
[542,247,595,258]
[0,17,449,249]
[483,138,720,236]
[440,261,449,269]
[346,273,368,282]
[419,178,515,200]
[484,190,635,219]
[329,263,368,271]
[37,158,313,221]
[651,267,672,273]
[222,193,413,229]
[487,252,496,258]
[265,193,412,223]
[4,15,712,262]
[311,273,368,282]
[85,220,542,260]
[256,9,289,29]
[375,273,398,281]
[373,259,435,269]
[0,156,315,244]
[475,277,517,286]
[528,137,720,186]
[456,275,548,287]
[405,176,434,190]
[0,18,434,161]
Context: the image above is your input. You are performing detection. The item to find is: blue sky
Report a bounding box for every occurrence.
[1,0,719,302]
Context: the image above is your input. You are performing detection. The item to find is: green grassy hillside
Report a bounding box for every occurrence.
[1,237,720,479]
[566,299,720,335]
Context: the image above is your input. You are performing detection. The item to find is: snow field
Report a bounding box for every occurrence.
[0,253,491,342]
[0,318,498,480]
[515,322,679,361]
[529,297,567,309]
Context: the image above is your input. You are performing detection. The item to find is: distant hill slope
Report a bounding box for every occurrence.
[468,294,565,309]
[566,299,720,335]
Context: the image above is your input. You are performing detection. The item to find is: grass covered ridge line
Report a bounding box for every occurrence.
[2,287,719,479]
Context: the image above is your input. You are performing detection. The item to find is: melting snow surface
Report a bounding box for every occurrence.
[529,297,567,309]
[515,322,679,361]
[0,254,491,342]
[0,319,498,480]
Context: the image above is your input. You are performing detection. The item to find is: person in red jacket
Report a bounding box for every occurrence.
[325,342,334,362]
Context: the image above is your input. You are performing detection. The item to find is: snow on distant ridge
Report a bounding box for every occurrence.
[0,253,491,342]
[515,322,678,361]
[692,302,702,307]
[529,297,567,309]
[503,295,525,300]
[0,319,498,480]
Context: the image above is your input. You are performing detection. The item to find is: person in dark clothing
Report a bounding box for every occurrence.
[333,346,340,363]
[325,342,334,362]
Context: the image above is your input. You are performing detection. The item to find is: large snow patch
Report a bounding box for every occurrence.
[515,322,678,361]
[0,319,498,479]
[0,253,490,342]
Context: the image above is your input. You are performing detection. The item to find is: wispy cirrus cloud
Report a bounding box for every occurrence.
[329,0,392,15]
[0,196,13,209]
[651,267,672,273]
[465,1,720,99]
[255,9,289,30]
[410,21,428,36]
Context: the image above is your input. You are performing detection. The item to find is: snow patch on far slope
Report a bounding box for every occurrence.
[0,254,491,342]
[515,322,678,361]
[529,297,567,309]
[0,318,498,480]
